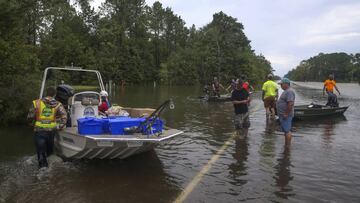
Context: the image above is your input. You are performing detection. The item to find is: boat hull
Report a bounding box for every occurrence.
[55,127,183,159]
[294,104,348,120]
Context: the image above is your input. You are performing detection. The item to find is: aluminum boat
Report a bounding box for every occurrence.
[294,103,349,120]
[38,67,183,159]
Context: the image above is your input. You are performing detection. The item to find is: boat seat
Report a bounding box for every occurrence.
[82,97,99,106]
[308,104,323,108]
[68,91,101,127]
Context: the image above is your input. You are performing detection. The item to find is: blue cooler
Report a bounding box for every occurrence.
[77,117,104,135]
[102,116,130,134]
[101,117,110,134]
[108,117,146,135]
[142,118,163,135]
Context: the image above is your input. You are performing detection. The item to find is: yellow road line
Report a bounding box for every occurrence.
[174,103,262,203]
[174,138,233,203]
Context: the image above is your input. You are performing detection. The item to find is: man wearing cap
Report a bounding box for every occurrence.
[231,79,250,136]
[262,74,278,119]
[276,78,295,145]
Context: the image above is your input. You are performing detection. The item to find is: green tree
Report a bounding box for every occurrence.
[286,52,359,82]
[0,0,40,125]
[0,1,276,125]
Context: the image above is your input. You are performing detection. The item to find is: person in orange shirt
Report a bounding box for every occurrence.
[323,74,341,107]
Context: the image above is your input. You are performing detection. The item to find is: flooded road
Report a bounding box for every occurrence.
[1,82,360,202]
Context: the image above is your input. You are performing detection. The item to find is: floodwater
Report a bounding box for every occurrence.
[1,82,360,202]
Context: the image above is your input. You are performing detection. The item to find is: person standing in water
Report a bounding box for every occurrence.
[277,78,295,145]
[262,74,278,118]
[226,78,237,93]
[212,77,225,97]
[27,87,67,168]
[241,75,254,93]
[231,80,250,136]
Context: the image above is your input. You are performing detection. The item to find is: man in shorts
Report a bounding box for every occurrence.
[276,78,295,145]
[231,80,250,136]
[262,74,278,119]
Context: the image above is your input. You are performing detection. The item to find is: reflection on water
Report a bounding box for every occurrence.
[1,151,180,203]
[1,83,360,202]
[322,120,335,146]
[293,115,347,149]
[259,119,277,168]
[229,130,249,185]
[274,145,294,199]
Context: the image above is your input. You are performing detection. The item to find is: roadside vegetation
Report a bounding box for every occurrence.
[286,53,360,82]
[0,0,273,125]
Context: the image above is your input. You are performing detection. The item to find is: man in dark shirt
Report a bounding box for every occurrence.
[231,80,250,136]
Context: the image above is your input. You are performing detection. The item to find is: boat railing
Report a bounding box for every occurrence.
[39,67,105,99]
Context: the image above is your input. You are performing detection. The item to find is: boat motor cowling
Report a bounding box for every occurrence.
[56,84,74,107]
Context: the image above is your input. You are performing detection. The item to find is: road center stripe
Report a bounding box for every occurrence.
[174,102,262,202]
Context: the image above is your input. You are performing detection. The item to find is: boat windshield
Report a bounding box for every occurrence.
[73,92,100,102]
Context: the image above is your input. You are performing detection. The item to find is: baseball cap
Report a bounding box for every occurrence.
[100,90,108,97]
[279,77,291,84]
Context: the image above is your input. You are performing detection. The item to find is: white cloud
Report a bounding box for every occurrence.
[265,54,299,76]
[299,32,360,46]
[266,54,296,66]
[299,3,360,46]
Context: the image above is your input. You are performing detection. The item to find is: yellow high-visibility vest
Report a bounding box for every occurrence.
[32,99,60,129]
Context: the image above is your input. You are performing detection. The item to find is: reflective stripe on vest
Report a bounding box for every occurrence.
[32,99,59,129]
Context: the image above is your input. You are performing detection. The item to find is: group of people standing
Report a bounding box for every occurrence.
[230,73,342,145]
[231,74,295,145]
[207,76,253,98]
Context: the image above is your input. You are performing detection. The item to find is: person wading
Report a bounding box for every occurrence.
[276,78,295,145]
[323,74,341,107]
[226,79,237,93]
[262,74,278,119]
[241,75,254,93]
[212,77,225,97]
[27,87,67,168]
[231,80,250,136]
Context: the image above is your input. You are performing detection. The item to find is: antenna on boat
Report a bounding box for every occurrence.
[64,64,82,69]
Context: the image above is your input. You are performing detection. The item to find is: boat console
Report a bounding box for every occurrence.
[69,91,101,127]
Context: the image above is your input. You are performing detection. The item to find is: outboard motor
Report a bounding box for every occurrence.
[56,84,74,127]
[56,84,74,108]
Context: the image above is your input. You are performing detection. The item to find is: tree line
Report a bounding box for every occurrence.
[285,53,360,82]
[0,0,273,125]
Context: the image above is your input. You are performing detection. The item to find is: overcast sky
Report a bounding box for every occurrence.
[92,0,360,76]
